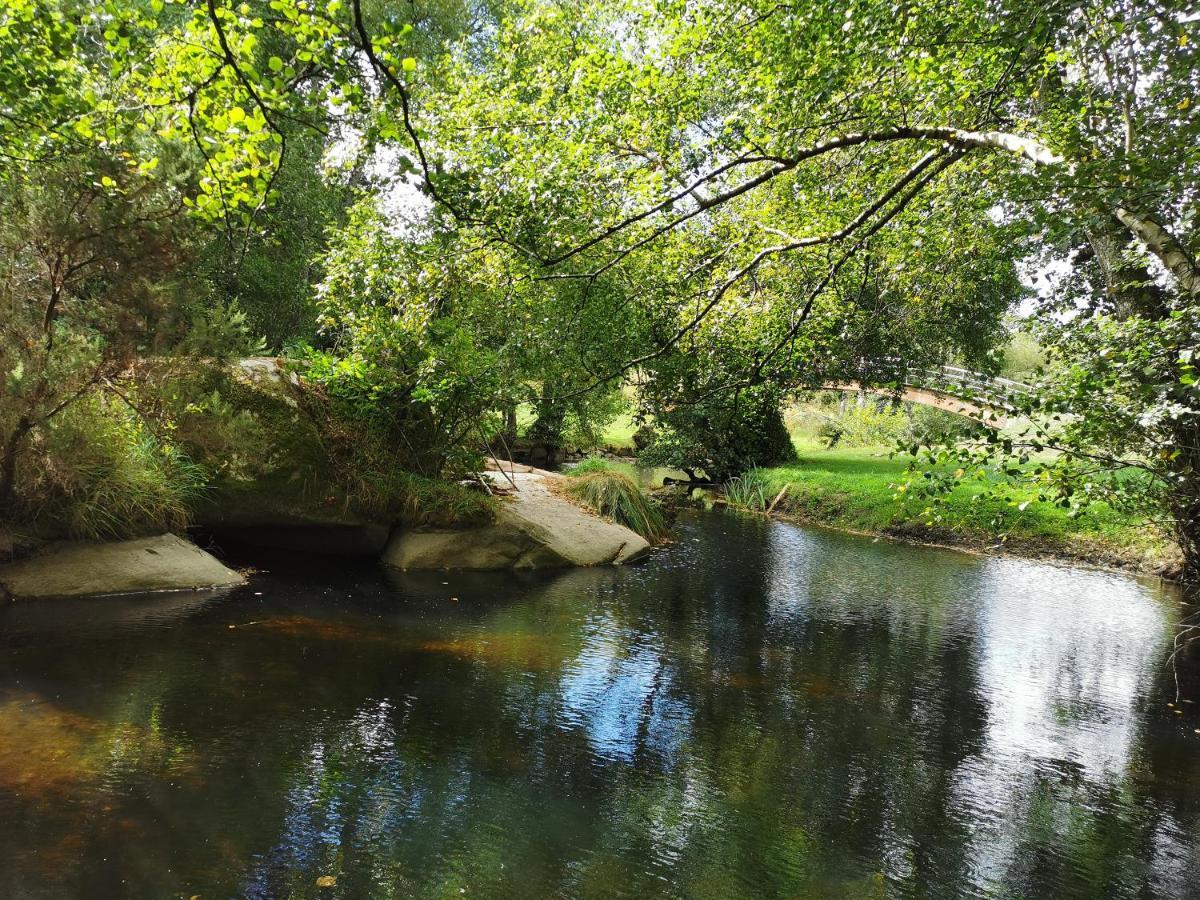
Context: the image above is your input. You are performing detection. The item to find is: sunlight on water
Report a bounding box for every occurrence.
[0,511,1196,897]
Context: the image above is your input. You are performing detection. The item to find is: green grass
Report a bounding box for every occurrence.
[753,444,1177,573]
[598,412,639,450]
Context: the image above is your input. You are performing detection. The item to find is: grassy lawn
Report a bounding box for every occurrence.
[755,443,1178,574]
[599,412,639,450]
[514,402,640,451]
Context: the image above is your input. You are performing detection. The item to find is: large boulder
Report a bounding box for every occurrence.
[190,358,394,556]
[0,534,245,600]
[383,470,650,570]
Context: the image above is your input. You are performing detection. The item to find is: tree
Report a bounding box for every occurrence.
[0,153,191,511]
[397,0,1198,573]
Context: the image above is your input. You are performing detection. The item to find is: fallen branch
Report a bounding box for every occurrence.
[766,484,791,515]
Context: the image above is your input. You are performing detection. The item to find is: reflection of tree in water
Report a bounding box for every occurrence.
[1,519,1198,896]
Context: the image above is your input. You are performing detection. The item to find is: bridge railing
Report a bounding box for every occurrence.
[915,365,1034,411]
[848,359,1034,412]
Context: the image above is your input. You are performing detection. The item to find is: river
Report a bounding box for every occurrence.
[1,511,1197,898]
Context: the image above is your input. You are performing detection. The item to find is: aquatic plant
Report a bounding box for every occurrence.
[723,467,770,513]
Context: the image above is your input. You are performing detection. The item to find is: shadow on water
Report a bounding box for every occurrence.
[0,510,1197,898]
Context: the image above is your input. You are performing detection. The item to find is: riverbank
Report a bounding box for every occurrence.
[752,446,1181,578]
[591,410,1182,577]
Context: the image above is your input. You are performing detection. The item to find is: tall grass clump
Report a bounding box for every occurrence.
[350,468,497,527]
[562,470,669,542]
[723,466,770,512]
[568,456,616,475]
[27,398,209,540]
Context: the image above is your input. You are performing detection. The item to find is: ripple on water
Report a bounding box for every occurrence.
[0,510,1196,897]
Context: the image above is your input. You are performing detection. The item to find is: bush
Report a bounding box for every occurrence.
[186,362,497,528]
[18,397,208,540]
[793,395,982,448]
[562,470,669,542]
[632,423,656,452]
[638,386,797,481]
[818,402,909,448]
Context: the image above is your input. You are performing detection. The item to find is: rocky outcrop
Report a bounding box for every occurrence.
[383,469,651,570]
[0,534,245,600]
[191,357,396,556]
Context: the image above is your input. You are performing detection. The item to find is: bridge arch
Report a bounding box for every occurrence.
[821,382,1008,428]
[818,365,1032,429]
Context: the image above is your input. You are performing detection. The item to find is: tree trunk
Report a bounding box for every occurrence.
[1168,427,1200,587]
[500,402,518,449]
[0,418,32,514]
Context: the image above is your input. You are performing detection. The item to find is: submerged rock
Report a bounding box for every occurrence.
[383,469,651,570]
[0,534,245,600]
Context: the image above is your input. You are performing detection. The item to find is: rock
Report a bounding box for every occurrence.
[193,358,395,556]
[383,469,651,570]
[0,534,245,600]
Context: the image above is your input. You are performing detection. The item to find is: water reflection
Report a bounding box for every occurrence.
[0,512,1196,897]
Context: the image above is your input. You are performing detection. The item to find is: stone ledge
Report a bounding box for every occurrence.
[0,534,246,600]
[383,469,651,570]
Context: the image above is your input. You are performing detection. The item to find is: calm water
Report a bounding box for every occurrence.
[2,512,1199,898]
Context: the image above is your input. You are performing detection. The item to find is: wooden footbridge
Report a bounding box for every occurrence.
[823,364,1033,428]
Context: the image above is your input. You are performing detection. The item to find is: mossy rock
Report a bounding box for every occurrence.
[189,359,496,543]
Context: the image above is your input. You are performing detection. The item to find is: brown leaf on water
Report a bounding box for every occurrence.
[316,875,337,888]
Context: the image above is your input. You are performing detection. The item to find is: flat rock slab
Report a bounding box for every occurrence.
[0,534,245,600]
[384,469,650,570]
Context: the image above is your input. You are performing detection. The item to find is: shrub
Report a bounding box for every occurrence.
[195,364,497,528]
[19,397,208,540]
[562,470,669,542]
[793,396,982,449]
[638,385,797,481]
[632,423,656,452]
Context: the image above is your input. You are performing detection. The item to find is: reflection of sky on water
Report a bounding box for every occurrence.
[763,519,985,637]
[970,558,1166,778]
[5,510,1196,897]
[239,698,442,899]
[557,615,691,765]
[951,558,1184,889]
[762,519,1171,778]
[757,517,1191,893]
